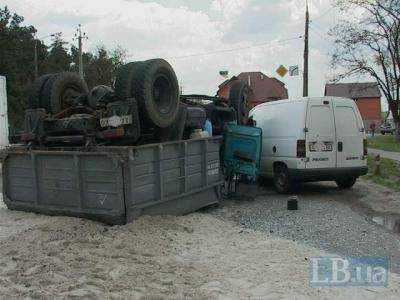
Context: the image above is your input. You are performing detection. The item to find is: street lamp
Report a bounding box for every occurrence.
[34,32,62,79]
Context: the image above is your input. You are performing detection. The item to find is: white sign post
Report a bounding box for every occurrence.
[0,76,9,147]
[289,65,300,76]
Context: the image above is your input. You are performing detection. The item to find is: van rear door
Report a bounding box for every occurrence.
[305,99,337,169]
[333,101,365,168]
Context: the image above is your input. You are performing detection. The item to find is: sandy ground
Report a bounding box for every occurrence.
[0,194,400,299]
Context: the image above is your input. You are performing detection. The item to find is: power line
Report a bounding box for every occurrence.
[309,24,326,39]
[310,21,329,36]
[127,35,303,61]
[169,36,303,60]
[311,5,335,22]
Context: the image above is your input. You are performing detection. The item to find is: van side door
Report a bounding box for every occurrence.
[333,102,365,168]
[305,100,337,169]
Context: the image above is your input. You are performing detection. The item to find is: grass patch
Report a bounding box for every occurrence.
[368,135,400,153]
[363,155,400,191]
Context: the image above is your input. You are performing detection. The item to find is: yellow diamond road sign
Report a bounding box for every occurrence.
[276,65,288,78]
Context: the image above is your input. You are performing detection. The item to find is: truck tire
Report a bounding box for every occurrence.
[40,74,59,112]
[114,61,145,100]
[28,74,53,109]
[42,72,88,114]
[336,177,357,189]
[229,80,250,125]
[185,106,207,129]
[89,85,114,108]
[116,59,180,128]
[273,165,293,194]
[155,104,188,142]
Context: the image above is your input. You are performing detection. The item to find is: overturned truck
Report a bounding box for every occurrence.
[2,59,250,224]
[22,59,184,146]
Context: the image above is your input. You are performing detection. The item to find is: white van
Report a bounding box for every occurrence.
[250,97,368,193]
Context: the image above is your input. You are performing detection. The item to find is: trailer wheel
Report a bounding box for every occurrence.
[229,80,250,125]
[115,59,180,128]
[41,72,88,114]
[27,74,53,109]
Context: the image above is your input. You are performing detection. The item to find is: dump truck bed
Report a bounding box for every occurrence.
[1,137,222,225]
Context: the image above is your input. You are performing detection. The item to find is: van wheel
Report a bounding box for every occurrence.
[336,177,357,189]
[273,166,293,194]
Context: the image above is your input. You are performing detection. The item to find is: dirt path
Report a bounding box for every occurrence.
[0,196,400,298]
[369,148,400,161]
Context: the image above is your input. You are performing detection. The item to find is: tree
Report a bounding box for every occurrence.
[74,45,126,89]
[1,6,127,133]
[0,6,37,132]
[45,33,71,73]
[330,0,400,140]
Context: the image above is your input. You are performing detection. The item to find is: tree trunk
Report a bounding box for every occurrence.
[395,119,400,142]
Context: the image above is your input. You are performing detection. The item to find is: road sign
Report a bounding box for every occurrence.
[276,65,288,78]
[289,65,299,76]
[219,70,229,78]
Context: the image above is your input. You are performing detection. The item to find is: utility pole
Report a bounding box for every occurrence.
[303,0,310,97]
[75,24,87,79]
[34,40,38,79]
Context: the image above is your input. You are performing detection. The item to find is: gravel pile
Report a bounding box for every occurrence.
[212,183,400,273]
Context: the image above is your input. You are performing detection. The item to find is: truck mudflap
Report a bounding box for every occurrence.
[1,137,222,225]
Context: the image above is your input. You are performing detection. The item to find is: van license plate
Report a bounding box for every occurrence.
[310,142,333,152]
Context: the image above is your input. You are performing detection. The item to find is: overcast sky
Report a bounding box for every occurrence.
[5,0,372,103]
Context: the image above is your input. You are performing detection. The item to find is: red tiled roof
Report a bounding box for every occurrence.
[218,76,237,89]
[325,82,381,99]
[237,72,288,101]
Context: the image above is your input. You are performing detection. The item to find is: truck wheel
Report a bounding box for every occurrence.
[273,166,293,194]
[42,72,88,114]
[136,59,180,128]
[28,74,53,109]
[185,106,207,129]
[114,61,145,100]
[115,59,180,128]
[155,104,188,142]
[89,85,114,108]
[40,74,59,112]
[336,177,357,189]
[229,80,250,125]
